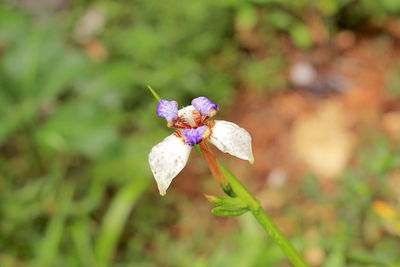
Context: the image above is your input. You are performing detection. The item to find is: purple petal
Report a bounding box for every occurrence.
[157,100,178,122]
[183,126,207,146]
[192,97,219,117]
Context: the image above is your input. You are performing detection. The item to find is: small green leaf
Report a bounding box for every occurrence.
[205,195,249,216]
[212,206,249,217]
[205,195,247,208]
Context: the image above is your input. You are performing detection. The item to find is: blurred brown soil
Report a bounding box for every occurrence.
[227,37,396,186]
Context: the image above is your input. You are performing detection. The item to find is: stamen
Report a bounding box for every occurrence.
[186,116,196,127]
[200,115,209,125]
[173,130,186,144]
[177,106,200,128]
[173,121,191,129]
[206,120,216,136]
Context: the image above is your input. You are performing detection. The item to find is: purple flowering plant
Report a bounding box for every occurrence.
[147,86,309,267]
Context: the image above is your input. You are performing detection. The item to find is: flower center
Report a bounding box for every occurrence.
[156,97,219,146]
[183,126,210,146]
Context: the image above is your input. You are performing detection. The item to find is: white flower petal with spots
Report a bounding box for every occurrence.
[149,133,191,195]
[209,120,254,164]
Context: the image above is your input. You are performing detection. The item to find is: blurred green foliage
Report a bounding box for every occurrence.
[0,0,400,266]
[0,1,236,265]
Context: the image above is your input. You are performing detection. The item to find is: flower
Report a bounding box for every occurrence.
[149,96,254,195]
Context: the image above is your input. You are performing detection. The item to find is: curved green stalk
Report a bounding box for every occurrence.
[219,164,309,267]
[193,145,309,266]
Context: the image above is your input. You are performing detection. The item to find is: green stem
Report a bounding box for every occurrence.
[193,145,309,267]
[219,164,309,267]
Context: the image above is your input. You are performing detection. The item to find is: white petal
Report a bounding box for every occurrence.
[178,105,198,127]
[209,120,254,164]
[149,133,191,195]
